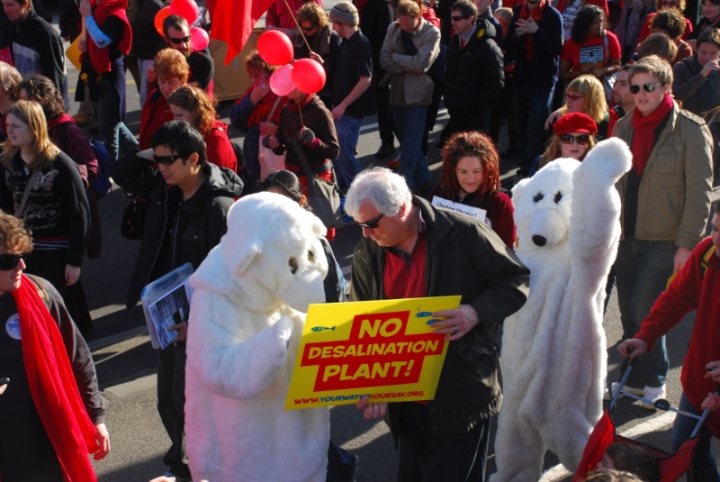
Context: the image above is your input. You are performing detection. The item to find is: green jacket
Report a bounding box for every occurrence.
[350,196,529,435]
[612,102,713,249]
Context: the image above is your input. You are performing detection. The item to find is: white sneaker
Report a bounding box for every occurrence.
[605,382,644,400]
[634,384,667,410]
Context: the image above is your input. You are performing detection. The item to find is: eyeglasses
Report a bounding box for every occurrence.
[357,213,384,229]
[167,35,191,44]
[565,93,585,102]
[153,154,185,166]
[301,24,317,32]
[0,254,23,270]
[450,15,470,21]
[559,133,591,145]
[629,82,662,94]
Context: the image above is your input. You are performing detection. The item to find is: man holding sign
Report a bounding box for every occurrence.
[346,167,529,482]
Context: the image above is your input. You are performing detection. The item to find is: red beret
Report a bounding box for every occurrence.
[553,112,598,136]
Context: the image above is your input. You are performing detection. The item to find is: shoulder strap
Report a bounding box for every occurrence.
[603,33,609,60]
[24,274,52,310]
[289,137,316,181]
[700,245,716,277]
[15,168,44,219]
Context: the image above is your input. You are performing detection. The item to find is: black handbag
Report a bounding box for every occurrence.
[290,138,343,229]
[120,198,148,240]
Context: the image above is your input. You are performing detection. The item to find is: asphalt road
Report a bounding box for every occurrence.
[49,17,719,482]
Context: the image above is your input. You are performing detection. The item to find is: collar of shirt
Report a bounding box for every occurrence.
[459,26,476,46]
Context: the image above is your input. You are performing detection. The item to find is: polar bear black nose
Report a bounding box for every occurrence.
[532,235,547,247]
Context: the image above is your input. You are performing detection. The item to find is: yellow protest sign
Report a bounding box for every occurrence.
[285,296,460,410]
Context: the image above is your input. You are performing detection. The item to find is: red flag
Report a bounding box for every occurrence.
[573,410,615,481]
[210,0,275,64]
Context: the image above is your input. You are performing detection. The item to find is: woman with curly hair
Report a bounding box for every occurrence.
[435,131,515,247]
[560,5,621,83]
[167,85,237,172]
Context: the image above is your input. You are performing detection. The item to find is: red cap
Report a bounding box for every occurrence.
[553,112,598,136]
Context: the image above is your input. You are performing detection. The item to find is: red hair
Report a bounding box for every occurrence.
[438,131,500,198]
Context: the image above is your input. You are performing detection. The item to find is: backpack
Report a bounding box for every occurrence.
[88,137,112,199]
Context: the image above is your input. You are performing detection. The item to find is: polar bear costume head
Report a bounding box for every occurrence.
[512,158,579,252]
[211,192,329,313]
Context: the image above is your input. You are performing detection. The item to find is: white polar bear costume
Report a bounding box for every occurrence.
[491,138,631,481]
[184,192,331,482]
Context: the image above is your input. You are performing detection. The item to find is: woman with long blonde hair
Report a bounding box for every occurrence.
[0,100,93,333]
[545,74,609,139]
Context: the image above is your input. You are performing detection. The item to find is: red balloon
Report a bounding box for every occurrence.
[190,27,209,51]
[292,58,326,95]
[270,65,295,96]
[257,30,294,66]
[154,6,172,36]
[170,0,199,25]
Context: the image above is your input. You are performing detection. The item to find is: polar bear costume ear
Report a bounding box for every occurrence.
[512,178,530,206]
[221,196,265,276]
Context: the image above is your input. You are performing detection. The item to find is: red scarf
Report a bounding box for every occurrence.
[519,0,546,60]
[630,93,674,176]
[14,275,99,482]
[87,0,132,75]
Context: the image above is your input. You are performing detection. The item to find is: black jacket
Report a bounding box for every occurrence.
[506,4,563,89]
[350,196,529,435]
[132,0,165,60]
[443,22,504,114]
[111,158,243,308]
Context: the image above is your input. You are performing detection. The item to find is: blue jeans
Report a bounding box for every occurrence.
[615,238,675,388]
[334,115,363,191]
[513,83,554,174]
[671,394,720,482]
[392,105,432,189]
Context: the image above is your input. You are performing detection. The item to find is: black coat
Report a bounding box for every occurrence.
[111,158,244,308]
[350,196,529,436]
[443,21,504,114]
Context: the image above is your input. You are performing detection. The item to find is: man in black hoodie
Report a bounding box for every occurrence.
[110,121,243,481]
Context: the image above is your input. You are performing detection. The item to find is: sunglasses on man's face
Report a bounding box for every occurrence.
[559,133,591,145]
[357,213,384,229]
[629,82,662,94]
[167,35,191,44]
[153,154,185,166]
[0,254,23,271]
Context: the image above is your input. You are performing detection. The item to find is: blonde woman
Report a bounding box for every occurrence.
[545,74,609,138]
[0,100,92,333]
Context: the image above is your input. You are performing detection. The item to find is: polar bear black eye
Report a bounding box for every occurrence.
[554,191,563,204]
[288,257,298,274]
[308,250,315,263]
[533,192,544,203]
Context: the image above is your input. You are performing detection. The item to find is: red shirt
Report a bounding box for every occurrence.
[635,237,720,436]
[561,31,621,72]
[139,89,174,149]
[383,228,428,300]
[637,12,693,43]
[205,120,238,172]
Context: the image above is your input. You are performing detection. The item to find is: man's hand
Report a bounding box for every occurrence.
[79,0,92,17]
[515,18,539,35]
[702,392,720,411]
[263,135,280,149]
[332,104,346,120]
[94,422,111,460]
[250,81,271,104]
[169,321,188,342]
[309,52,324,64]
[544,108,562,130]
[430,305,480,341]
[65,265,81,286]
[617,338,648,358]
[356,396,387,420]
[702,59,720,77]
[259,121,278,136]
[704,361,720,383]
[0,384,6,396]
[297,127,316,146]
[674,246,692,273]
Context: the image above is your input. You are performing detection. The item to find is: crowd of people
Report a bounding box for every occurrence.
[0,0,717,479]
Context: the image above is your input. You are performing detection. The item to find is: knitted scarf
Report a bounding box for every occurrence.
[87,0,132,75]
[14,275,99,482]
[519,0,546,60]
[630,93,673,176]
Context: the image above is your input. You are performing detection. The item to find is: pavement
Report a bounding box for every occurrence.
[40,10,720,481]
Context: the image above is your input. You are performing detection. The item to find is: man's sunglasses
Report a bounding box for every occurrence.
[301,24,317,32]
[559,133,591,145]
[0,254,23,270]
[450,15,470,21]
[629,82,662,94]
[167,35,191,44]
[154,154,185,166]
[357,213,384,229]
